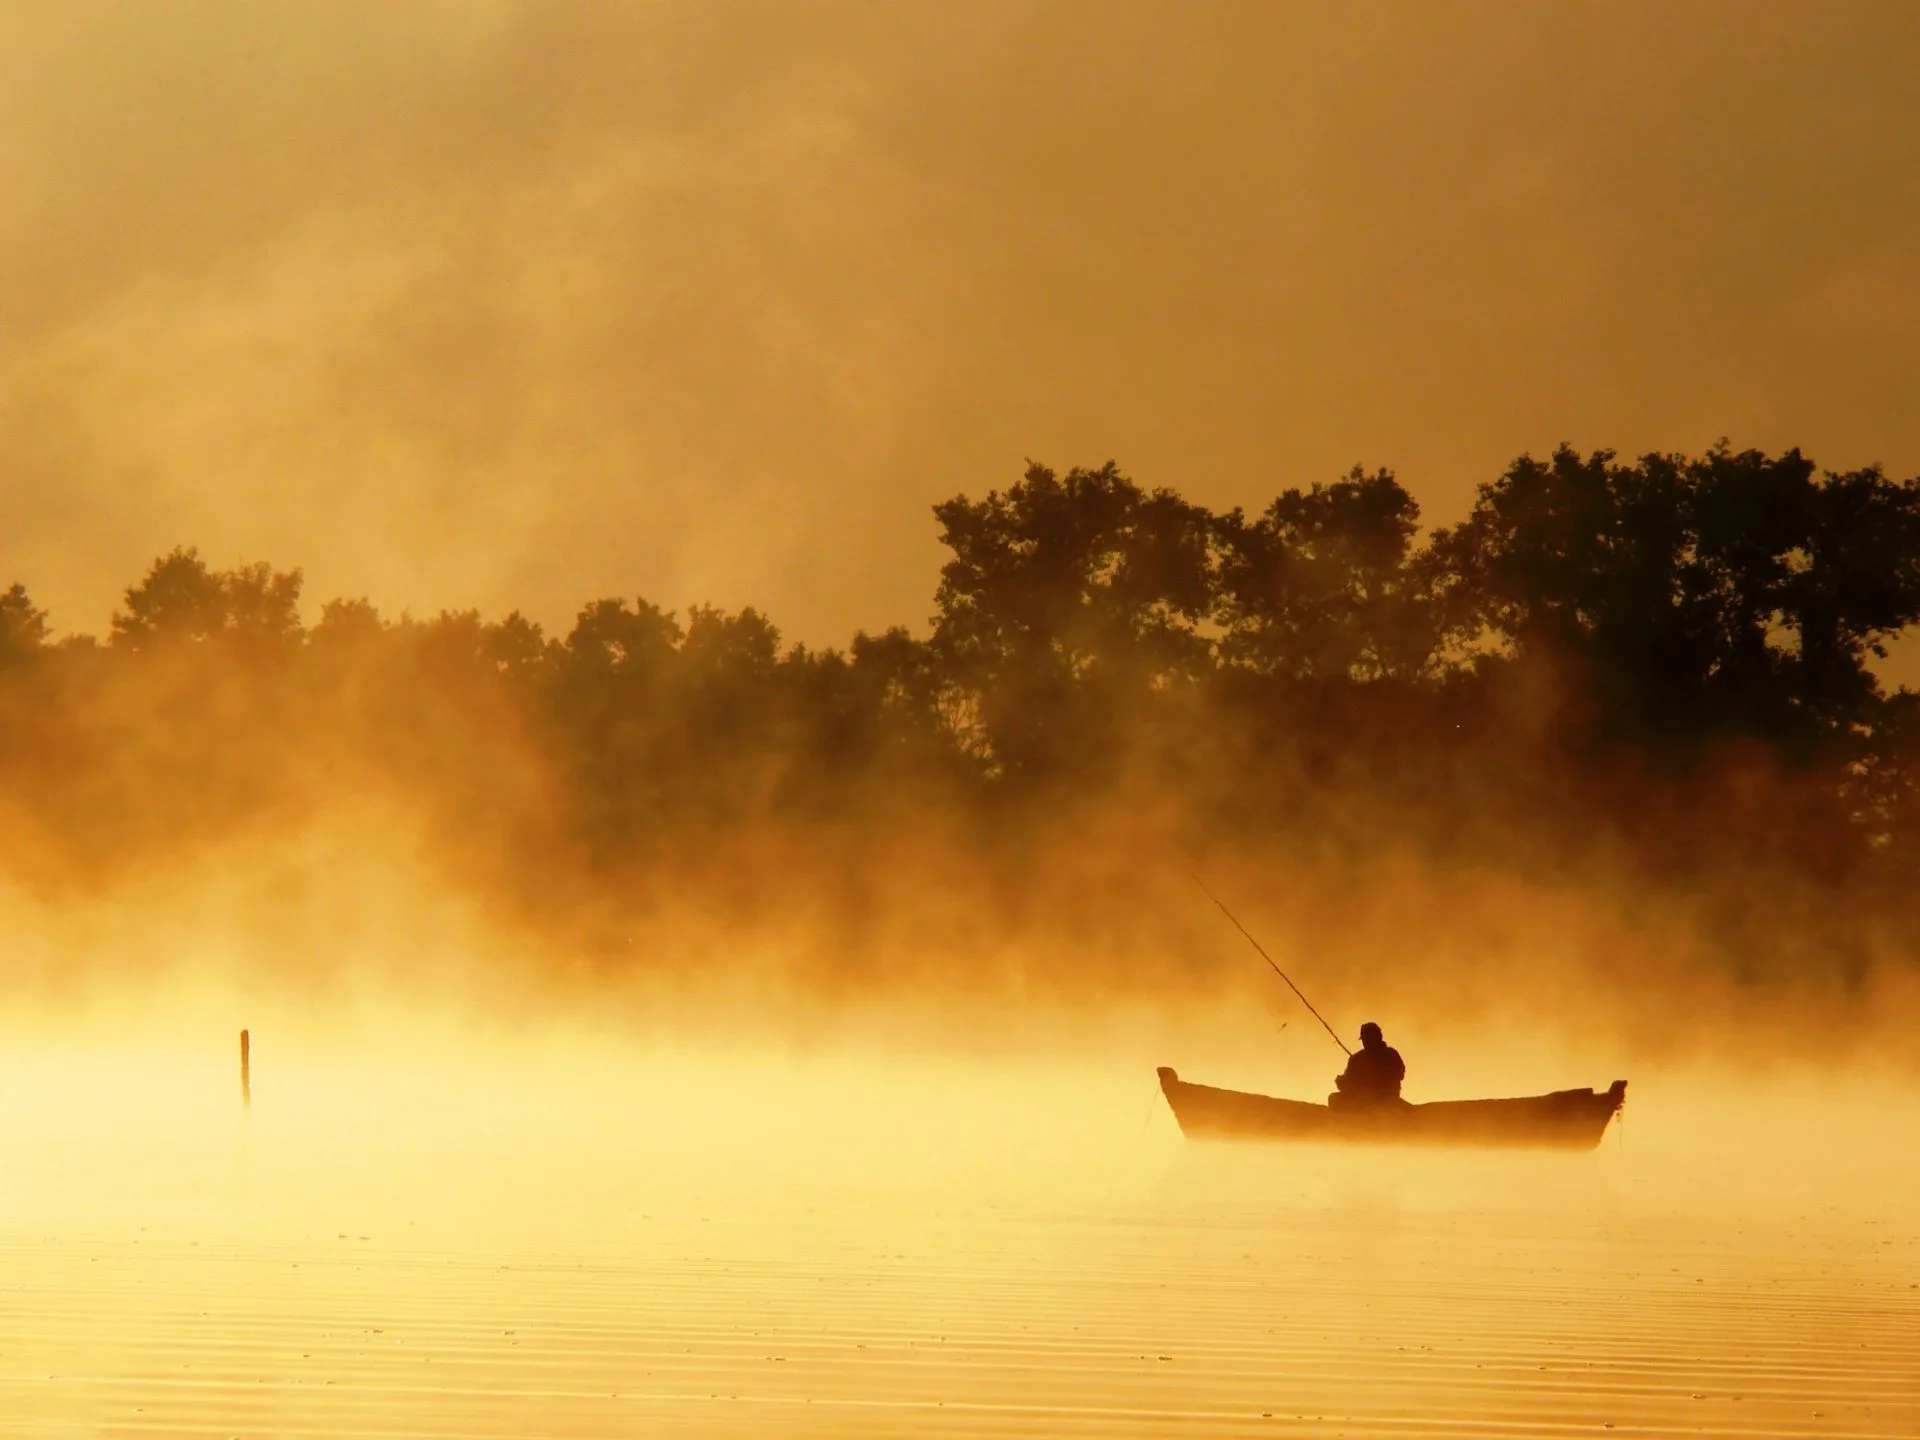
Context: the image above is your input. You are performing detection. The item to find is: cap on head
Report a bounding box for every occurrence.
[1359,1022,1383,1045]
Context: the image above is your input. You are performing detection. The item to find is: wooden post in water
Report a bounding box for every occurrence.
[240,1028,251,1109]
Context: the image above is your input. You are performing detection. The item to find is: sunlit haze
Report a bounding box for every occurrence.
[2,3,1917,1437]
[3,1,1918,641]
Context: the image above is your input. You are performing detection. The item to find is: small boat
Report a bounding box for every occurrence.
[1157,1067,1628,1151]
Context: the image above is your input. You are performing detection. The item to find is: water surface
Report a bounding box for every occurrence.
[1,1041,1913,1437]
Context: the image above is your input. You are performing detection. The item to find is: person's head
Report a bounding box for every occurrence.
[1359,1022,1383,1048]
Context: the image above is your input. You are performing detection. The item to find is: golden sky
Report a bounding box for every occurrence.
[4,0,1917,643]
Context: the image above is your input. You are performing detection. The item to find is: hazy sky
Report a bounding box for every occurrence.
[4,1,1918,644]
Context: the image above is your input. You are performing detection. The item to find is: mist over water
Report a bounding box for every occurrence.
[2,1026,1915,1436]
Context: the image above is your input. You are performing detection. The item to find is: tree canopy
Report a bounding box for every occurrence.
[2,442,1916,984]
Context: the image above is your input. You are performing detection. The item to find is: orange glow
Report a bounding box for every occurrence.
[4,2,1919,1433]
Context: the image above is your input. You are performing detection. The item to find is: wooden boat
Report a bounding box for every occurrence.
[1157,1067,1628,1151]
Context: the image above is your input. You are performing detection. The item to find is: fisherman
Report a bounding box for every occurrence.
[1329,1021,1405,1107]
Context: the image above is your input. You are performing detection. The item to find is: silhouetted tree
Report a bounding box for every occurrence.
[1436,445,1920,752]
[224,560,305,649]
[549,598,686,847]
[846,626,957,767]
[111,547,303,651]
[670,605,786,816]
[0,583,49,669]
[5,443,1918,985]
[311,596,386,650]
[932,461,1212,778]
[111,548,227,648]
[483,612,551,679]
[564,598,682,680]
[1215,467,1434,681]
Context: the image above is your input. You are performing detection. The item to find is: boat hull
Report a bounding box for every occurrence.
[1157,1067,1627,1151]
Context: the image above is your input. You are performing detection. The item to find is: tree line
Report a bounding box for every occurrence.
[3,442,1918,973]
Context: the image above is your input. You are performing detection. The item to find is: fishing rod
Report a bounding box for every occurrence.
[1191,873,1351,1057]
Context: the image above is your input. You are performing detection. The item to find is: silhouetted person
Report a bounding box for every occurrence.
[1330,1021,1405,1107]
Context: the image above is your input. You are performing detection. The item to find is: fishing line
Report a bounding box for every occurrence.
[1190,872,1351,1057]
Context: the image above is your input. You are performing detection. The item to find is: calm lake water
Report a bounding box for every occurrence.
[1,1039,1914,1437]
